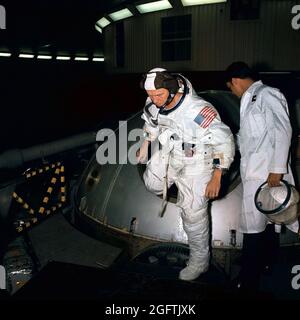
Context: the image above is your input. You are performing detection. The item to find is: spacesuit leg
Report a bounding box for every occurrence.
[176,174,211,281]
[143,150,175,195]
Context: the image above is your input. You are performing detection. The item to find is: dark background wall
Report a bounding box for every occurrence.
[0,0,299,152]
[1,59,299,153]
[0,60,143,152]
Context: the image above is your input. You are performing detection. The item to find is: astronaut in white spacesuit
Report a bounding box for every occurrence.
[225,61,299,291]
[136,68,235,281]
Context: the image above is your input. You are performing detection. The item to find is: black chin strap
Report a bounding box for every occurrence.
[159,93,175,110]
[158,74,189,115]
[143,74,189,122]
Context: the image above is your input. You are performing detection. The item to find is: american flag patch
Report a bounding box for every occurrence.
[194,106,217,128]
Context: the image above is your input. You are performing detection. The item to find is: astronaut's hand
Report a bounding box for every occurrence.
[136,140,150,163]
[205,169,222,199]
[267,173,283,187]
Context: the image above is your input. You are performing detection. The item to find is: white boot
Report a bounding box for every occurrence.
[179,259,209,281]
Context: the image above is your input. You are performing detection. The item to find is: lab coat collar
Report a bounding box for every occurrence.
[243,80,263,97]
[240,80,263,120]
[240,80,263,108]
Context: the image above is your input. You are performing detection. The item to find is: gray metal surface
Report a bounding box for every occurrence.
[0,132,97,168]
[75,90,300,251]
[76,91,243,248]
[28,213,122,269]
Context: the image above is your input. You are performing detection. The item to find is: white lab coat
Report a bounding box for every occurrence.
[238,80,299,233]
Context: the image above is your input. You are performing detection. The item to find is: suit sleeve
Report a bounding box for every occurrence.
[141,99,160,142]
[264,88,292,174]
[208,113,235,170]
[192,105,235,170]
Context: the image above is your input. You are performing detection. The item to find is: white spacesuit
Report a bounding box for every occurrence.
[238,80,299,233]
[139,68,235,281]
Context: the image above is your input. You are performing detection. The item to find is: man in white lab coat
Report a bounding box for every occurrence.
[137,68,235,281]
[225,61,299,292]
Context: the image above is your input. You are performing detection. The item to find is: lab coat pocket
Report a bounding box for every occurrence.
[245,152,268,180]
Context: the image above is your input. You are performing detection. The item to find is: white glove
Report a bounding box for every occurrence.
[136,140,150,163]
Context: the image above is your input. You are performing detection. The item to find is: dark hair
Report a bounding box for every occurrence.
[225,61,256,82]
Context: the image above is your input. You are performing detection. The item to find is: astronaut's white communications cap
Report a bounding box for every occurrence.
[144,67,167,91]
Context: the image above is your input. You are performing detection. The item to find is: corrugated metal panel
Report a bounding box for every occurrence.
[272,0,300,70]
[126,13,161,72]
[104,26,115,68]
[104,0,300,73]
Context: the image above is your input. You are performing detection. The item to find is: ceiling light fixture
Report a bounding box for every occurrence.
[74,57,89,61]
[19,54,34,59]
[95,24,102,33]
[92,57,105,62]
[136,0,172,14]
[108,8,133,22]
[37,55,52,60]
[56,56,71,61]
[181,0,226,6]
[0,52,11,57]
[96,17,111,28]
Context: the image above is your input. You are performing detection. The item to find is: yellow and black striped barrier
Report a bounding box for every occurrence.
[24,162,61,180]
[13,162,66,232]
